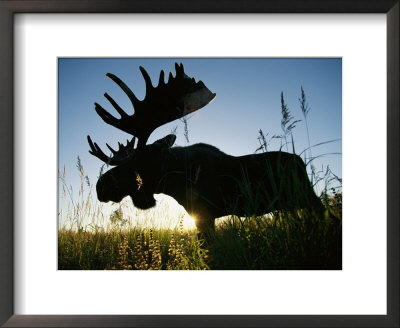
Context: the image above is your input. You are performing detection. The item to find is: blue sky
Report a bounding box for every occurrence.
[58,58,341,227]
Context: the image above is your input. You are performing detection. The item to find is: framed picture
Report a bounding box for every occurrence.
[1,1,398,327]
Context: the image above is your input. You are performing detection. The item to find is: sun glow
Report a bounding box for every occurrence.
[154,194,197,230]
[182,213,197,230]
[126,194,197,230]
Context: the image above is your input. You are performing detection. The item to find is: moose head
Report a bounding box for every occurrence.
[87,63,216,211]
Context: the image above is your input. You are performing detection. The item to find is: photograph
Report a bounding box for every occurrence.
[1,0,397,325]
[58,58,342,270]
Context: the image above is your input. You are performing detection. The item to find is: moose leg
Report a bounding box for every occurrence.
[299,189,324,216]
[194,216,215,245]
[307,189,327,218]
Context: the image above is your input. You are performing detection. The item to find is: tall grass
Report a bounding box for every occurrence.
[58,223,209,270]
[58,87,341,270]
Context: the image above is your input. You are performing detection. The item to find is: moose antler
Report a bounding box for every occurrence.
[87,136,136,166]
[87,63,215,165]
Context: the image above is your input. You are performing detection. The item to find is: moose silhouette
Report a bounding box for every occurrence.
[88,63,323,237]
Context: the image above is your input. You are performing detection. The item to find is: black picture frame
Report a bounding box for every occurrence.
[0,1,398,327]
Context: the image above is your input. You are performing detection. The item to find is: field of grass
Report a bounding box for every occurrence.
[58,192,341,270]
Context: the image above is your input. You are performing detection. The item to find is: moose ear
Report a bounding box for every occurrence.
[152,134,176,148]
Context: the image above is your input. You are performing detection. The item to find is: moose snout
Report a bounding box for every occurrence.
[96,175,124,203]
[96,177,110,202]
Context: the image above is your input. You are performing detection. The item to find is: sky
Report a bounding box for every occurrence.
[58,58,342,229]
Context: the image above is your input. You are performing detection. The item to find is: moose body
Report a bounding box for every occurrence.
[96,136,322,233]
[88,63,322,236]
